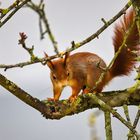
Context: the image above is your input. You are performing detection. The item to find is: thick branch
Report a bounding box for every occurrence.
[0,73,48,115]
[0,73,140,120]
[44,90,140,119]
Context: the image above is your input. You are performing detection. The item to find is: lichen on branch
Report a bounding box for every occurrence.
[0,72,140,120]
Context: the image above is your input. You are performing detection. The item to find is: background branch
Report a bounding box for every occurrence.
[0,0,20,19]
[104,111,112,140]
[18,32,38,62]
[0,1,131,70]
[0,0,30,28]
[128,105,140,140]
[26,0,59,54]
[91,11,136,92]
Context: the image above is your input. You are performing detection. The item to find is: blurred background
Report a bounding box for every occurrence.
[0,0,139,140]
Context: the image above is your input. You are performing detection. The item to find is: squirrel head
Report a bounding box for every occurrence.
[45,52,70,88]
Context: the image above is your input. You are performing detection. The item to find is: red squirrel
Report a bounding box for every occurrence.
[46,8,140,101]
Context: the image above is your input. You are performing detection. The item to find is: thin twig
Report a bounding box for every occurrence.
[127,105,140,140]
[0,0,20,20]
[89,94,139,138]
[0,2,131,70]
[104,111,112,140]
[127,4,140,137]
[133,0,140,47]
[0,54,57,71]
[18,32,37,62]
[39,17,44,39]
[26,0,59,54]
[123,105,135,140]
[123,105,132,124]
[67,1,131,49]
[133,105,140,129]
[91,6,136,92]
[0,0,30,28]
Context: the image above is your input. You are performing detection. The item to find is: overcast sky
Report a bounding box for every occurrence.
[0,0,139,140]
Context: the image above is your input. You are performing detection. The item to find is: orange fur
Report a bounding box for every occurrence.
[111,8,139,77]
[46,8,140,101]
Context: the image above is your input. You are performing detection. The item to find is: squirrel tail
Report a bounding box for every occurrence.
[110,8,140,78]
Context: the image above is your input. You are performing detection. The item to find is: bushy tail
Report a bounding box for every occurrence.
[110,8,140,78]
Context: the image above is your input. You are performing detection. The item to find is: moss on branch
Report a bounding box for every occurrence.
[42,88,140,119]
[0,73,140,120]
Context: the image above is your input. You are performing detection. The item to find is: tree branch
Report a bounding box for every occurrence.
[0,73,140,120]
[18,32,38,62]
[127,105,140,139]
[0,73,48,116]
[0,0,19,19]
[0,0,30,28]
[0,1,131,70]
[104,111,112,140]
[26,0,59,54]
[91,9,136,92]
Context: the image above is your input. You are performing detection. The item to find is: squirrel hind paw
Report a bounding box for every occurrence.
[47,97,57,102]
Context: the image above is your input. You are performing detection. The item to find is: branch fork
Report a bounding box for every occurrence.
[18,32,38,62]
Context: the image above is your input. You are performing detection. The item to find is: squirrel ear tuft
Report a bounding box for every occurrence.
[44,52,54,70]
[64,52,70,67]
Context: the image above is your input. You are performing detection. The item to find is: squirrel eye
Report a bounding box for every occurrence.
[67,72,70,76]
[52,75,57,80]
